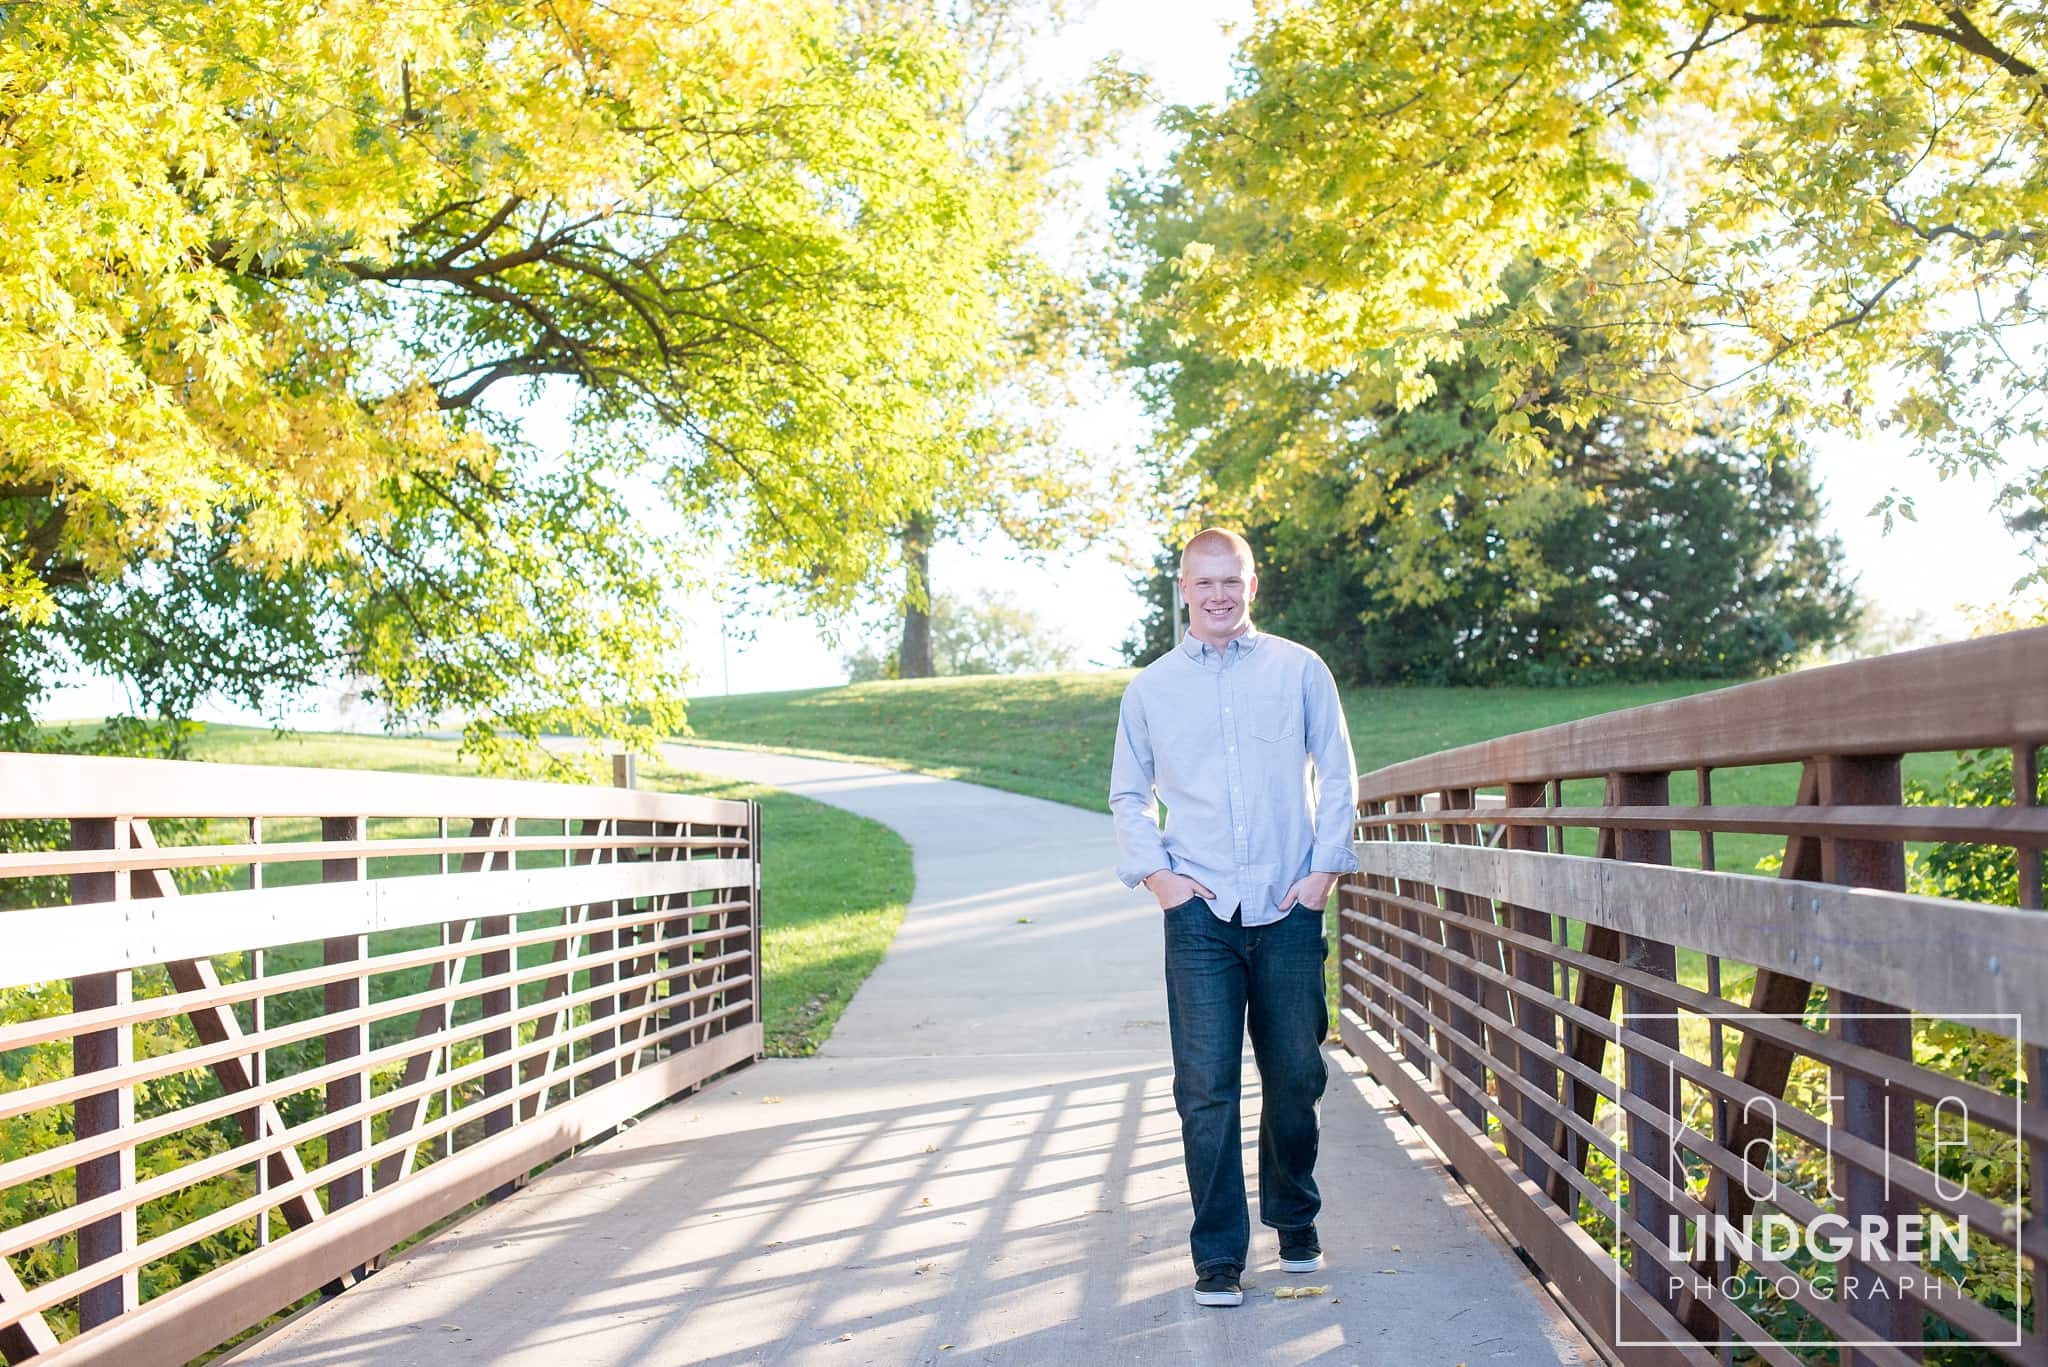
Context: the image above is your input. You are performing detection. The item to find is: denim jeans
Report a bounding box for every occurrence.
[1161,898,1329,1276]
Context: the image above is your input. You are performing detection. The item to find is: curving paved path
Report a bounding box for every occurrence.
[232,747,1593,1367]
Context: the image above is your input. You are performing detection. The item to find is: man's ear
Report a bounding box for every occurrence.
[1245,571,1259,605]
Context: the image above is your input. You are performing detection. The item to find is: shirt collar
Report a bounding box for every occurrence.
[1179,623,1261,665]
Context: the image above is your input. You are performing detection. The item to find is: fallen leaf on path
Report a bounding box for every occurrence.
[1390,1244,1401,1252]
[1016,917,1033,924]
[925,1143,937,1153]
[1376,1268,1398,1275]
[761,1096,784,1104]
[1273,1285,1328,1299]
[919,1196,932,1207]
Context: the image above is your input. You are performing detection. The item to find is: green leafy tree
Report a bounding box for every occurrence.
[1114,237,1858,679]
[1,0,1115,768]
[1125,0,2048,583]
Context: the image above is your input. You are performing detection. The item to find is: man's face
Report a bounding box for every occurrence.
[1180,542,1258,640]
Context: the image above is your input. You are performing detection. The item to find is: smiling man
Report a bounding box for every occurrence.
[1109,527,1360,1308]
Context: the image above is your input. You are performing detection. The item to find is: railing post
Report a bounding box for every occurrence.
[1611,770,1683,1317]
[1352,797,1392,1029]
[69,817,136,1331]
[749,799,764,1058]
[320,817,369,1224]
[585,762,636,1090]
[1818,754,1917,1363]
[1435,788,1488,1129]
[478,821,516,1164]
[2017,742,2046,1364]
[1503,781,1560,1193]
[1391,793,1434,1073]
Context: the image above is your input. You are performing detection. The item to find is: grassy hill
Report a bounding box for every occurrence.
[680,669,1953,877]
[680,671,1751,811]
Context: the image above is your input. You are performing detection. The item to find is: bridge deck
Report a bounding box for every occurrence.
[229,749,1592,1367]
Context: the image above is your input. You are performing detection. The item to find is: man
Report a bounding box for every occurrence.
[1109,527,1360,1309]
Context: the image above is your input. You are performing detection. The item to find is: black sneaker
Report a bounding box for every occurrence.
[1278,1224,1322,1273]
[1193,1268,1243,1307]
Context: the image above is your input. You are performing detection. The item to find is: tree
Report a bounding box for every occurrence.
[1127,1,2048,580]
[1113,214,1859,679]
[0,0,1113,768]
[845,589,1077,680]
[866,1,1137,679]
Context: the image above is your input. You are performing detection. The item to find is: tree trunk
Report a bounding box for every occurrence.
[897,513,935,679]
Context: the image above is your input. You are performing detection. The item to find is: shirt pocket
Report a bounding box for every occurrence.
[1248,693,1303,745]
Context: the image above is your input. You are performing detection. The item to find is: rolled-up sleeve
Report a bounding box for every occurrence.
[1109,685,1171,888]
[1304,656,1361,874]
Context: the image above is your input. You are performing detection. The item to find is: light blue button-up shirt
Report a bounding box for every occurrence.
[1109,626,1360,926]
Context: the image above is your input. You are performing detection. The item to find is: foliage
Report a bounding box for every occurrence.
[1112,270,1859,683]
[1122,0,2048,585]
[0,0,1116,770]
[1908,747,2045,908]
[844,590,1078,681]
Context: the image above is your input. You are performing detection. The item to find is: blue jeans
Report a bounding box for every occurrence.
[1162,898,1329,1276]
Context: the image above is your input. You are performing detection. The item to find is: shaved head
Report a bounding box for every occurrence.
[1178,527,1255,577]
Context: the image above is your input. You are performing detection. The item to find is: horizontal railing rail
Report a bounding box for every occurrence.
[1339,628,2046,1365]
[0,754,763,1366]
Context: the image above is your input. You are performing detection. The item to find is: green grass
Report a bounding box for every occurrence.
[176,724,911,1059]
[681,672,1950,872]
[679,671,1784,815]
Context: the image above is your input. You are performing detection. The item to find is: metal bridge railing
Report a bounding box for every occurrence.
[1338,627,2047,1365]
[0,754,761,1366]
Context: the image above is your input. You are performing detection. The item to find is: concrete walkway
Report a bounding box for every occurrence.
[233,748,1594,1367]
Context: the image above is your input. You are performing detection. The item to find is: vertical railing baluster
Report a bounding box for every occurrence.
[2014,741,2044,1366]
[1435,787,1488,1129]
[1391,793,1433,1072]
[1357,798,1392,1030]
[1817,754,1916,1364]
[479,815,515,1167]
[1504,780,1560,1193]
[250,816,268,1248]
[1612,770,1683,1318]
[1695,766,1732,1365]
[749,799,764,1055]
[69,817,136,1330]
[587,817,619,1089]
[439,815,453,1158]
[320,816,369,1222]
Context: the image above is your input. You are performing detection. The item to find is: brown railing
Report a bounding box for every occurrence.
[0,754,761,1366]
[1337,628,2047,1365]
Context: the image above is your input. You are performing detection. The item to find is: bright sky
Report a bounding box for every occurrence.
[35,0,2038,724]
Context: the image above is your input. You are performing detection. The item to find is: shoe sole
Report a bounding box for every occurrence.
[1278,1253,1323,1273]
[1193,1288,1244,1307]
